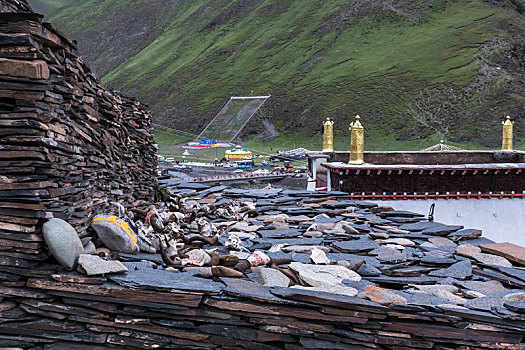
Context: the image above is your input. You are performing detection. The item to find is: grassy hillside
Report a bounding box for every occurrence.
[49,0,525,150]
[27,0,72,15]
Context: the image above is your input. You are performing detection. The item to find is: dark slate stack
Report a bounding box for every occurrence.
[0,0,157,265]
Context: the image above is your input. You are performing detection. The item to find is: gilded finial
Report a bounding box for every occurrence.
[349,115,364,164]
[322,117,334,152]
[502,116,514,151]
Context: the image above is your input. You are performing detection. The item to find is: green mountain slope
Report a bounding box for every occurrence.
[27,0,72,15]
[48,0,525,149]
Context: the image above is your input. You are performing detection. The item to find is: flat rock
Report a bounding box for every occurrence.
[456,244,481,256]
[258,229,302,239]
[468,252,513,267]
[258,268,290,287]
[453,280,507,295]
[428,237,457,248]
[271,287,387,312]
[366,275,442,285]
[357,263,381,277]
[458,237,495,246]
[464,297,503,311]
[422,224,463,236]
[379,210,425,218]
[448,228,482,241]
[314,215,343,224]
[365,286,407,306]
[176,182,210,190]
[251,238,323,250]
[479,242,525,266]
[503,301,525,314]
[378,238,415,247]
[399,221,462,235]
[289,262,361,287]
[78,254,128,276]
[429,260,472,280]
[503,292,525,302]
[332,237,379,253]
[109,268,223,293]
[43,218,84,271]
[291,284,358,297]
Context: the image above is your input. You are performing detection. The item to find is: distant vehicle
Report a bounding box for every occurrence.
[233,169,243,173]
[294,167,307,173]
[253,169,270,175]
[261,161,270,167]
[157,155,165,162]
[234,160,254,169]
[166,157,175,162]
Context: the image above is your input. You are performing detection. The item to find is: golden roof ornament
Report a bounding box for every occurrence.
[502,116,514,151]
[322,117,334,152]
[349,115,364,164]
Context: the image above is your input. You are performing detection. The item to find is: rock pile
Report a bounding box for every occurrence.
[3,179,525,348]
[0,3,157,265]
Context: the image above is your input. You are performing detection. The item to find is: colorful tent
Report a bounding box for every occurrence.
[225,148,252,160]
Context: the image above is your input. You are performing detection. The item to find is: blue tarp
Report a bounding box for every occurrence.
[200,139,217,145]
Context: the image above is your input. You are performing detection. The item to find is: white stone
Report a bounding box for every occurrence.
[187,249,211,266]
[310,247,331,264]
[291,284,358,297]
[379,238,415,247]
[258,268,290,287]
[282,245,329,253]
[289,262,361,287]
[77,254,128,276]
[43,218,84,270]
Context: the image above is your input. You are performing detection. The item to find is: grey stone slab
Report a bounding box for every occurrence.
[396,291,449,306]
[357,263,381,277]
[220,278,297,304]
[332,237,379,253]
[379,210,425,218]
[448,228,482,241]
[353,201,379,209]
[326,253,381,267]
[122,261,155,270]
[453,280,507,295]
[464,297,503,311]
[176,182,210,190]
[504,301,525,314]
[458,237,495,246]
[388,217,423,224]
[341,279,377,292]
[119,252,164,265]
[420,256,460,265]
[251,238,323,250]
[109,268,224,293]
[266,251,311,264]
[271,287,388,312]
[422,224,464,236]
[314,215,344,224]
[377,252,410,264]
[491,266,525,283]
[258,229,303,239]
[366,275,442,285]
[321,200,357,209]
[429,260,472,280]
[198,185,228,197]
